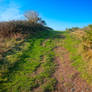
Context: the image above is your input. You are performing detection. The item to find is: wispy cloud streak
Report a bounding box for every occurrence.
[0,1,24,21]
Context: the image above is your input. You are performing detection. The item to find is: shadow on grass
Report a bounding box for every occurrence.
[0,27,66,86]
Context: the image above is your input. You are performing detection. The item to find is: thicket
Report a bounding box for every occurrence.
[0,21,47,38]
[0,11,47,38]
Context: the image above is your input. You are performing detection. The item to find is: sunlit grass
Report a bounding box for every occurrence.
[62,32,92,86]
[0,30,63,92]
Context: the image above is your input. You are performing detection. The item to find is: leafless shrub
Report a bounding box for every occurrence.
[24,11,39,23]
[24,10,46,25]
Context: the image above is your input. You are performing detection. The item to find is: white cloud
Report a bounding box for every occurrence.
[0,1,25,21]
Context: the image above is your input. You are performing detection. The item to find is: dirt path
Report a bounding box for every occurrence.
[54,47,92,92]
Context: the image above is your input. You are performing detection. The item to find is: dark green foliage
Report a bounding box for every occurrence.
[42,78,57,92]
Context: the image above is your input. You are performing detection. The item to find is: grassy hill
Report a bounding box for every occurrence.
[0,21,92,92]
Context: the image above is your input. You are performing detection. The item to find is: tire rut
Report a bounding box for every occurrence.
[53,47,92,92]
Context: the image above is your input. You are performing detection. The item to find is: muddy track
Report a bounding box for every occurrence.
[54,47,92,92]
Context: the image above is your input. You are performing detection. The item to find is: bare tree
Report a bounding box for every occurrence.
[24,11,39,23]
[24,10,46,25]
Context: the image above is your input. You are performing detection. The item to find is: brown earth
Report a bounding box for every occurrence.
[53,47,92,92]
[31,46,92,92]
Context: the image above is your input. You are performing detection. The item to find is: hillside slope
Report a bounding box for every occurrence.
[0,29,92,92]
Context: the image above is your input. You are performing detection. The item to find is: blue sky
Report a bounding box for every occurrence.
[0,0,92,30]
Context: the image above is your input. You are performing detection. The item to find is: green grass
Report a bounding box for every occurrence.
[1,29,92,92]
[42,78,57,92]
[62,32,92,85]
[0,30,65,92]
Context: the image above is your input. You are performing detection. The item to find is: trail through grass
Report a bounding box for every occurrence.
[0,30,64,92]
[1,30,92,92]
[62,32,92,85]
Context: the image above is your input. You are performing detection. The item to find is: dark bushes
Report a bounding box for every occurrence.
[0,20,46,38]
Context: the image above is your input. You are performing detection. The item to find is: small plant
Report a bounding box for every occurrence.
[42,78,57,92]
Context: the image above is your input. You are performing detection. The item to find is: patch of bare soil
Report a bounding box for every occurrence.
[53,47,92,92]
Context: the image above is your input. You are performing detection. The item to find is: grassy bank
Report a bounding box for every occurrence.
[0,30,64,92]
[62,32,92,85]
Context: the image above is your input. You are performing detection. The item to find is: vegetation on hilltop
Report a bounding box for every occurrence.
[1,10,92,92]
